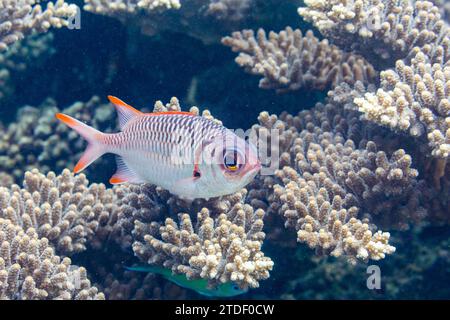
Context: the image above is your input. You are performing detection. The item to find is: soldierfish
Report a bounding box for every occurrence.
[56,96,261,199]
[126,265,248,298]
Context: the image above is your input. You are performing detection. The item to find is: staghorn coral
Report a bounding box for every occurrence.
[298,0,449,69]
[222,27,378,93]
[0,96,115,182]
[0,218,104,299]
[354,49,450,159]
[0,0,77,51]
[0,169,117,256]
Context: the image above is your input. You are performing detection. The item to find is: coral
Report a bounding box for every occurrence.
[83,0,181,16]
[0,218,104,299]
[206,0,252,21]
[0,172,13,187]
[79,247,190,299]
[298,0,449,69]
[0,0,77,51]
[0,169,117,256]
[222,27,378,93]
[430,0,450,23]
[354,49,450,159]
[125,186,273,289]
[0,96,116,182]
[83,0,257,43]
[247,95,430,263]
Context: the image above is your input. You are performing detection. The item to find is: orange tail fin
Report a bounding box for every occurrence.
[55,113,106,173]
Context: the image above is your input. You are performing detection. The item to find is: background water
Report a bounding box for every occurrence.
[1,0,449,300]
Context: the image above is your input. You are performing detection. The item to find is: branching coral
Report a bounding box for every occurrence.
[222,27,378,93]
[83,0,258,43]
[0,96,115,182]
[247,95,430,263]
[430,0,450,23]
[0,218,104,299]
[83,0,181,16]
[354,49,450,159]
[206,0,252,21]
[118,185,273,289]
[0,169,117,256]
[298,0,449,69]
[0,0,77,51]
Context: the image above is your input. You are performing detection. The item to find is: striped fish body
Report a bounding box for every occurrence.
[56,96,261,199]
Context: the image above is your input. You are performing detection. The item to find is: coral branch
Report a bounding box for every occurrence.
[0,0,77,51]
[222,27,378,93]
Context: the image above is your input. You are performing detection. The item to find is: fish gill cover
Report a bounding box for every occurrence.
[0,0,449,300]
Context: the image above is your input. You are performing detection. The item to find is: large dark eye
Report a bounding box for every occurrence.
[223,150,242,172]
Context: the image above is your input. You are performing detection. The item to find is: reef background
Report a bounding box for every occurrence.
[0,0,449,300]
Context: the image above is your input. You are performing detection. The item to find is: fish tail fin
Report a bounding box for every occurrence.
[55,113,106,173]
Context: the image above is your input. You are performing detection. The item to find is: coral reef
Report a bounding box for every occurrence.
[0,0,448,301]
[222,27,378,93]
[248,101,428,263]
[131,189,273,289]
[0,169,116,256]
[83,0,181,16]
[0,96,115,182]
[354,49,450,159]
[298,0,449,69]
[0,218,104,299]
[0,0,77,51]
[83,0,266,43]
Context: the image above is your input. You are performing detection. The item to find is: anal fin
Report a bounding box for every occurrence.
[109,156,144,184]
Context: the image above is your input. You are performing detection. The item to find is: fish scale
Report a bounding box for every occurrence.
[55,95,260,199]
[106,114,223,184]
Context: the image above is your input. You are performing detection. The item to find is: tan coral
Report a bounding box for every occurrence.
[0,169,117,256]
[355,49,450,159]
[246,99,431,262]
[298,0,449,68]
[84,0,181,15]
[132,198,273,289]
[222,27,378,93]
[0,0,77,51]
[0,218,104,299]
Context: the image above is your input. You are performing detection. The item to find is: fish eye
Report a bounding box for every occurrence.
[232,284,240,291]
[222,149,243,173]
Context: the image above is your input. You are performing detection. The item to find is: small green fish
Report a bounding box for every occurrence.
[126,265,248,298]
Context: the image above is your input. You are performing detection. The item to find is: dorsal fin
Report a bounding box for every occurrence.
[146,111,195,116]
[108,95,143,130]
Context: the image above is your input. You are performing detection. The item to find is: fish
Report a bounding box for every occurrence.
[126,265,248,298]
[55,96,261,199]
